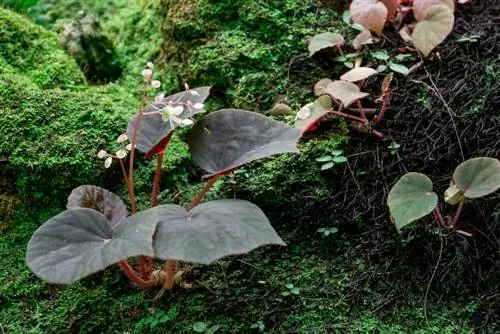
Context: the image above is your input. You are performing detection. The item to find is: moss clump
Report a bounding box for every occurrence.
[0,70,136,203]
[159,0,348,109]
[0,8,85,89]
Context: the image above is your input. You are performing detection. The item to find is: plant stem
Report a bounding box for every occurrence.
[329,110,367,124]
[356,101,368,122]
[119,260,158,289]
[452,201,464,227]
[119,159,129,188]
[151,151,164,207]
[128,82,150,214]
[375,79,391,124]
[186,174,222,211]
[433,207,447,228]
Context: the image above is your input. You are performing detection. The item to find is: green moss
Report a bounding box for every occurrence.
[0,72,135,203]
[0,8,84,88]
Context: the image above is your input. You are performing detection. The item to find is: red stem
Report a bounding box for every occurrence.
[119,160,129,189]
[151,151,164,207]
[375,81,391,124]
[452,201,464,227]
[128,82,150,214]
[186,174,222,211]
[119,261,158,289]
[356,101,368,122]
[328,110,368,124]
[433,207,447,228]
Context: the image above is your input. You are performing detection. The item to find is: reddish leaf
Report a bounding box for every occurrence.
[350,0,388,35]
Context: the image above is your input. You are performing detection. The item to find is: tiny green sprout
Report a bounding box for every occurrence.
[317,227,339,237]
[282,283,301,296]
[388,141,401,155]
[457,35,480,43]
[387,157,500,233]
[192,321,220,333]
[250,320,265,332]
[315,150,347,170]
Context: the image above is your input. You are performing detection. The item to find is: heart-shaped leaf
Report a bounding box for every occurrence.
[324,80,369,107]
[294,95,333,133]
[314,78,334,97]
[350,0,388,35]
[67,185,126,229]
[188,109,301,177]
[340,67,378,82]
[412,0,455,22]
[387,173,438,231]
[412,5,454,57]
[308,32,345,57]
[126,87,211,158]
[452,157,500,198]
[26,208,157,284]
[127,200,286,264]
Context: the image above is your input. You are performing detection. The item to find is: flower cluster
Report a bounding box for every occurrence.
[296,103,312,120]
[97,134,132,168]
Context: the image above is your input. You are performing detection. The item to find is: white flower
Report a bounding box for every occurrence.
[116,149,127,159]
[146,61,154,70]
[155,93,165,102]
[116,133,128,144]
[104,156,113,168]
[142,68,153,79]
[193,103,204,109]
[125,143,133,151]
[151,80,161,88]
[97,150,107,159]
[296,104,312,120]
[184,83,190,90]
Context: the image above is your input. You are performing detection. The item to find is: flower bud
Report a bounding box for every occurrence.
[116,133,128,144]
[97,150,107,159]
[116,149,127,159]
[104,156,113,168]
[151,80,161,88]
[142,68,153,79]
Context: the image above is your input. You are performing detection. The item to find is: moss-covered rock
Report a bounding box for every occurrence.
[0,8,85,89]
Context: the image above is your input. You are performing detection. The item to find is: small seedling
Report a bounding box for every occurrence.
[387,157,500,233]
[135,307,176,331]
[315,150,347,170]
[457,35,480,43]
[317,227,339,237]
[250,320,265,332]
[193,321,220,333]
[282,283,301,296]
[387,141,401,155]
[348,0,466,57]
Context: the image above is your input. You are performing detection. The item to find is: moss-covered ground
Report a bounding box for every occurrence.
[1,0,499,333]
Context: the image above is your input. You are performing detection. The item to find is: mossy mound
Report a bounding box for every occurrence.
[0,8,85,89]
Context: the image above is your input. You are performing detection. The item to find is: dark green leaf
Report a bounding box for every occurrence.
[26,208,156,284]
[126,87,211,158]
[128,200,286,264]
[67,185,126,229]
[315,155,332,162]
[333,156,347,163]
[188,109,301,177]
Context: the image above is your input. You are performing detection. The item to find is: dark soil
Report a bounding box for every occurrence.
[256,0,500,330]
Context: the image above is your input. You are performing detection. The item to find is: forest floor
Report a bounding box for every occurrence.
[0,0,499,333]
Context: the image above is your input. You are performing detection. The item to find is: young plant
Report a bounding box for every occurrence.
[315,150,347,170]
[348,0,467,57]
[26,64,302,289]
[304,30,394,138]
[387,157,500,233]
